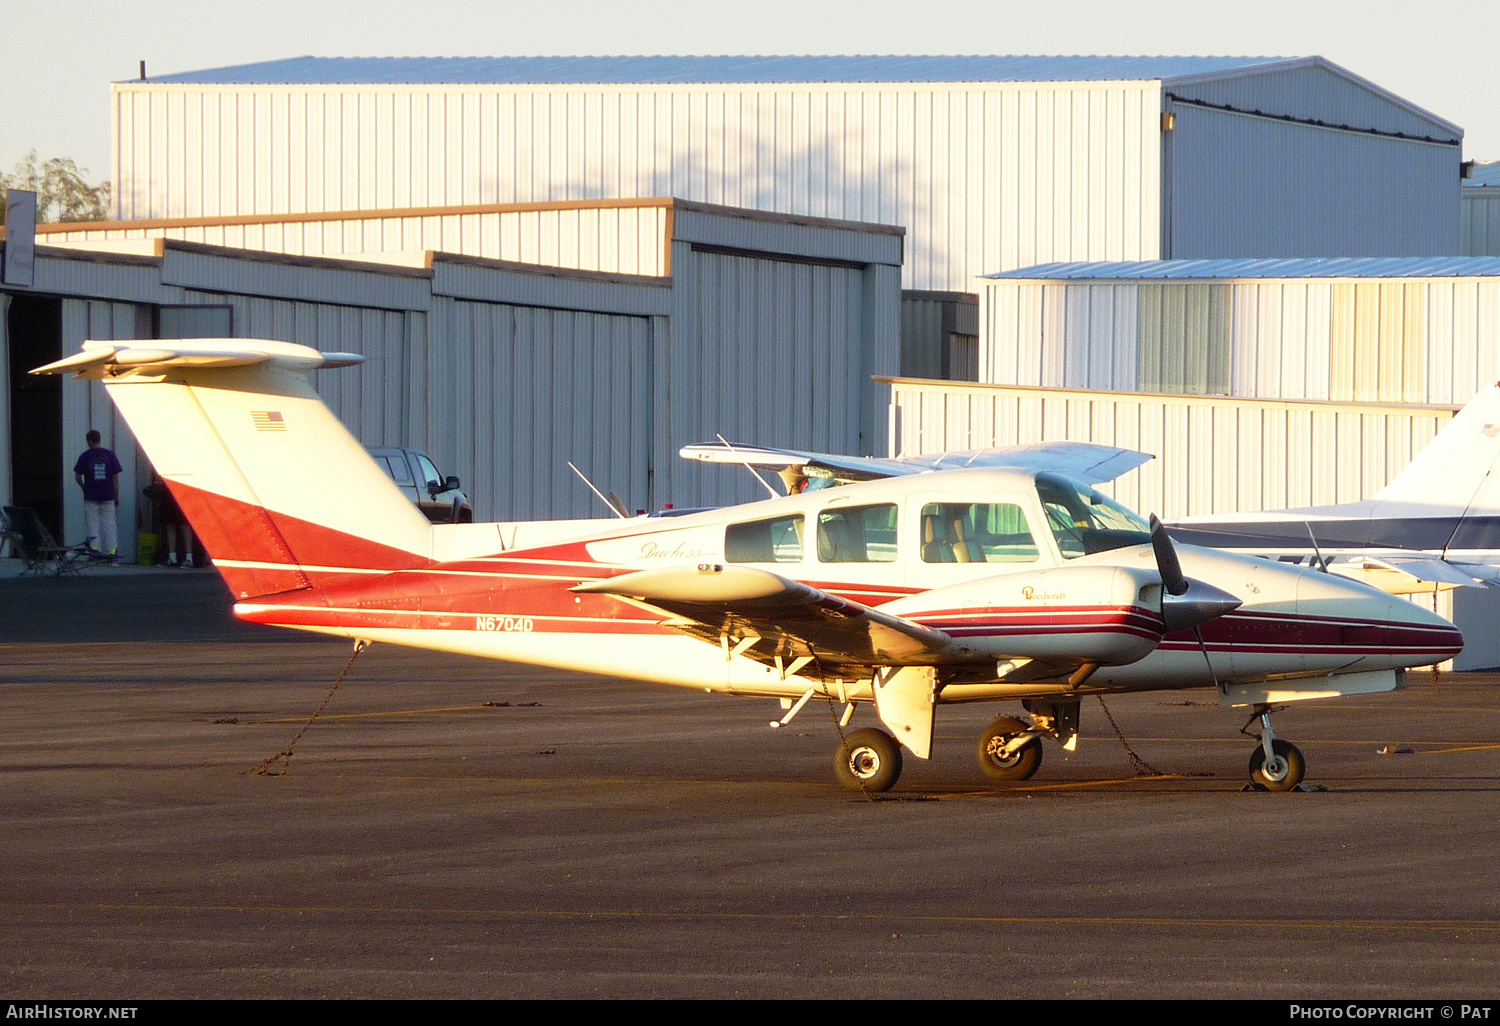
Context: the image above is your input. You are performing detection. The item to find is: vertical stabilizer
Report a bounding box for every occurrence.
[33,339,434,598]
[1370,384,1500,518]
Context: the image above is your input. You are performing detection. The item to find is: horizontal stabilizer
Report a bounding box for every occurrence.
[31,339,364,379]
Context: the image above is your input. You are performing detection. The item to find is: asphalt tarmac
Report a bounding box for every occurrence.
[3,567,1500,999]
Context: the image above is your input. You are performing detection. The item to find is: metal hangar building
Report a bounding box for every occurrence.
[109,54,1466,371]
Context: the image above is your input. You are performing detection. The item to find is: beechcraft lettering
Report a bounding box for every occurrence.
[34,339,1467,794]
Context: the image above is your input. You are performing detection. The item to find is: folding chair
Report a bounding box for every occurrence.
[1,506,91,577]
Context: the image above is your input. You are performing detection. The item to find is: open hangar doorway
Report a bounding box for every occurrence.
[4,293,63,542]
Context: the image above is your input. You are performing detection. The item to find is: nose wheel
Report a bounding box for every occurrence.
[1244,708,1306,792]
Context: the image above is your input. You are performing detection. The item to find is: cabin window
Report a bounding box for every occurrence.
[816,503,898,563]
[1035,473,1152,559]
[920,502,1038,563]
[725,514,804,563]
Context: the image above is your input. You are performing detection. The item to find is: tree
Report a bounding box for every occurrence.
[0,151,112,224]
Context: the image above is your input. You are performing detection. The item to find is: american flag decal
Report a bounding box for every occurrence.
[252,410,287,432]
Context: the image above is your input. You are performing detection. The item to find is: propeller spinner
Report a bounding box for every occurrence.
[1149,515,1242,633]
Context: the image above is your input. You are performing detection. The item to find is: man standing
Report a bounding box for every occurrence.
[74,429,123,564]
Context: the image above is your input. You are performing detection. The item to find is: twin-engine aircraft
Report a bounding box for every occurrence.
[35,339,1463,793]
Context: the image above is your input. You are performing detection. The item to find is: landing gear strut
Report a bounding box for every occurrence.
[1244,707,1305,792]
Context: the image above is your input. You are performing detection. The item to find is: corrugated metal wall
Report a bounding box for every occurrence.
[885,378,1455,519]
[901,291,980,381]
[1463,189,1500,256]
[983,276,1500,407]
[21,205,902,528]
[669,248,870,508]
[112,80,1166,289]
[43,203,672,276]
[1166,104,1460,258]
[113,66,1463,292]
[429,298,655,520]
[1168,62,1460,142]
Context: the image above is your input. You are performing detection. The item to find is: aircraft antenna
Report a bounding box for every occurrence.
[568,462,629,519]
[894,427,924,461]
[1304,522,1330,572]
[715,435,780,499]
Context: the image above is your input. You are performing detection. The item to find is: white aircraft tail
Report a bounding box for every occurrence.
[32,339,434,599]
[1369,383,1500,517]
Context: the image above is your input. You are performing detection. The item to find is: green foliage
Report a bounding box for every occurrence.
[1,151,112,225]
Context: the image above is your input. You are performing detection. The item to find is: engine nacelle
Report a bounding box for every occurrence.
[882,565,1167,666]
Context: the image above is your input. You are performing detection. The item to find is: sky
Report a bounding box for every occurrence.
[3,0,1496,192]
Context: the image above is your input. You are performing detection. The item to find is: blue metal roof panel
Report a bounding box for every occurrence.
[986,257,1500,280]
[133,54,1293,86]
[1466,161,1500,188]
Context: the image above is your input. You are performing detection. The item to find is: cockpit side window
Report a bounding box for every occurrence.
[725,514,804,563]
[1035,473,1152,559]
[816,503,897,563]
[920,502,1038,563]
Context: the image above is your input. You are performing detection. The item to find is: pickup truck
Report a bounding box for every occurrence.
[367,447,474,523]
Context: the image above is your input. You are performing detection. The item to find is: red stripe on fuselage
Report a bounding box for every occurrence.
[165,481,432,599]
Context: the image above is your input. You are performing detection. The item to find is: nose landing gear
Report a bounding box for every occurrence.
[1243,707,1306,792]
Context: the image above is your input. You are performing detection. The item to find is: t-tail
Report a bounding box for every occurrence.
[32,339,435,599]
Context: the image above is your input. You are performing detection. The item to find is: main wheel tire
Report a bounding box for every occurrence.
[1248,739,1306,792]
[833,728,903,793]
[977,715,1043,782]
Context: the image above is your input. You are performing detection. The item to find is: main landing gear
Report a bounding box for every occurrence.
[977,715,1044,782]
[833,728,903,792]
[1244,707,1306,792]
[831,716,1052,793]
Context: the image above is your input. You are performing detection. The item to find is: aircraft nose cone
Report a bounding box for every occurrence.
[1161,578,1243,633]
[1296,570,1464,667]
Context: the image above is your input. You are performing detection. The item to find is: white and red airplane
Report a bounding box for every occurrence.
[35,339,1464,793]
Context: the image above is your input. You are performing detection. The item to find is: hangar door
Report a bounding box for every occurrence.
[678,248,868,508]
[445,300,654,521]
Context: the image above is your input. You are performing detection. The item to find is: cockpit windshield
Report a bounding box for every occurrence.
[1034,472,1153,559]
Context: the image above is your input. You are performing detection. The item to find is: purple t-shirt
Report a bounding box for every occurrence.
[74,447,123,502]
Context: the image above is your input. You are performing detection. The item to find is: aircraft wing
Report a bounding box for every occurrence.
[573,563,985,673]
[679,440,1152,487]
[1368,555,1488,587]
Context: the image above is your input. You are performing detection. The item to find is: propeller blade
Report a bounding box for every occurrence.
[1149,514,1189,596]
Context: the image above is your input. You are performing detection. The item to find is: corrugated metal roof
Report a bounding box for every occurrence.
[1466,161,1500,188]
[130,54,1293,86]
[986,257,1500,280]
